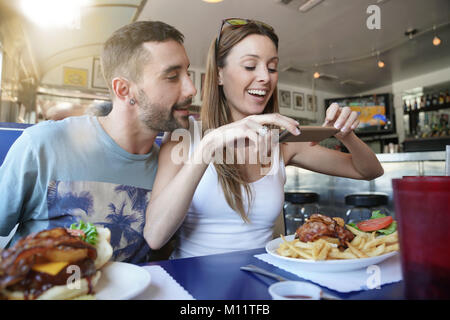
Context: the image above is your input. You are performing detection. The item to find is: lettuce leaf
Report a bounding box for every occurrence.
[370,210,385,219]
[348,210,397,235]
[377,221,397,235]
[70,220,98,245]
[347,222,360,231]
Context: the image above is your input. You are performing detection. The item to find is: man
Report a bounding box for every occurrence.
[0,21,196,264]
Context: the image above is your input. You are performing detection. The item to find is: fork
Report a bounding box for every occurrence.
[240,264,342,300]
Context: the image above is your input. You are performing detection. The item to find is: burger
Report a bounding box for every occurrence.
[295,213,355,249]
[0,221,113,300]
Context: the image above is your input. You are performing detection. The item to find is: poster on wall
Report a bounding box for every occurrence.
[63,67,88,88]
[279,89,291,109]
[307,94,317,112]
[92,57,108,90]
[293,92,304,111]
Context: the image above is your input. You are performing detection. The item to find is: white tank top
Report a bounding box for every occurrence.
[170,117,286,259]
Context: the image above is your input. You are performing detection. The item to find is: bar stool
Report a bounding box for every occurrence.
[283,192,320,235]
[344,193,390,223]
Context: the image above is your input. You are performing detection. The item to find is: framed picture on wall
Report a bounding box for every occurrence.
[293,92,304,111]
[279,89,291,109]
[307,94,314,111]
[63,67,88,88]
[91,57,108,89]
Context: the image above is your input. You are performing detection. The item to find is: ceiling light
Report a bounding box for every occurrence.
[313,72,320,79]
[299,0,324,12]
[341,79,365,86]
[433,35,441,46]
[376,51,385,68]
[432,26,441,46]
[20,0,89,29]
[318,73,338,80]
[404,28,418,40]
[202,0,223,3]
[275,0,294,4]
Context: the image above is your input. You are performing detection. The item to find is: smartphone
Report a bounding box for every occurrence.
[279,126,339,143]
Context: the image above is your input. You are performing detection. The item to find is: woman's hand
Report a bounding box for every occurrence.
[196,113,300,164]
[324,102,360,137]
[310,103,360,146]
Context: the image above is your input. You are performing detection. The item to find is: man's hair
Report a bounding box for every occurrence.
[102,20,184,94]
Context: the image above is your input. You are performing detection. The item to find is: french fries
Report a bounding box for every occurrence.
[276,226,399,261]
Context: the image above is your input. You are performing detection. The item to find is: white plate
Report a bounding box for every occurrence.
[265,234,398,272]
[95,261,151,300]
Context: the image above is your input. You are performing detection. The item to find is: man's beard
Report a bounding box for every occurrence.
[137,89,191,132]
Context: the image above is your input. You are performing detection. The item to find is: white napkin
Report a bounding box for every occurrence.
[133,265,195,300]
[255,253,402,293]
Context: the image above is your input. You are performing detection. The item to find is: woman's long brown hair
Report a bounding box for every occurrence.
[200,22,280,222]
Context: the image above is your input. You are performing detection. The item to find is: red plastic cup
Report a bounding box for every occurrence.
[392,176,450,299]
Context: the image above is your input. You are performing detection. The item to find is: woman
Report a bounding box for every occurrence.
[144,19,383,258]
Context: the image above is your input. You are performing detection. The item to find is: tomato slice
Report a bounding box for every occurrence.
[356,216,394,232]
[67,228,86,238]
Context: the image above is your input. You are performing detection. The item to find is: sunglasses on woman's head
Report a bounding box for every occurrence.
[215,18,274,55]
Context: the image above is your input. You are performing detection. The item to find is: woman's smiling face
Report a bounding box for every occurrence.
[218,34,279,121]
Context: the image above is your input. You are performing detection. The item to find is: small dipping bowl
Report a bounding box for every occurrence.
[268,281,322,300]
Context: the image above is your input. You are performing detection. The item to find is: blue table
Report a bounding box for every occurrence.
[145,248,405,300]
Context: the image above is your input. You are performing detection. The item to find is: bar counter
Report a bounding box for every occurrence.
[284,151,446,218]
[375,151,445,162]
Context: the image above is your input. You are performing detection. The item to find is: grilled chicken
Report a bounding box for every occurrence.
[295,213,355,249]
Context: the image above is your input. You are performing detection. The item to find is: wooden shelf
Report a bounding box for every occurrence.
[404,102,450,114]
[404,136,450,142]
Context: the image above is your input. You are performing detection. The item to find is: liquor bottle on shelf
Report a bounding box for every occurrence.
[432,93,438,106]
[431,121,440,137]
[426,94,431,107]
[421,124,431,138]
[445,90,450,104]
[420,95,425,109]
[440,114,449,137]
[439,92,445,105]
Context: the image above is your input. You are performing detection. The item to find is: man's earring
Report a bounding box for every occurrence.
[130,98,136,105]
